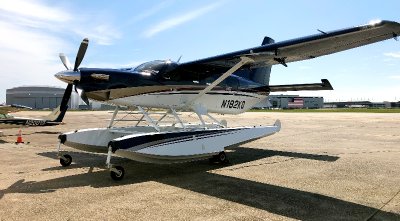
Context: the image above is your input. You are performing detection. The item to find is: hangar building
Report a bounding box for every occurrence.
[6,86,79,109]
[269,95,324,109]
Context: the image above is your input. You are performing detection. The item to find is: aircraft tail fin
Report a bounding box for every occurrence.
[235,36,274,85]
[45,84,73,122]
[44,105,67,122]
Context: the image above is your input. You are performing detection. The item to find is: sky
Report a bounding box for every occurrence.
[0,0,399,103]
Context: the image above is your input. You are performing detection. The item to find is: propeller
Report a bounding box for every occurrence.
[74,38,89,71]
[60,84,73,111]
[59,53,72,70]
[80,90,89,106]
[58,38,89,71]
[58,38,90,105]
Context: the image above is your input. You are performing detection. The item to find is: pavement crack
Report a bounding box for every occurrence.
[364,188,400,221]
[214,157,296,172]
[336,150,400,156]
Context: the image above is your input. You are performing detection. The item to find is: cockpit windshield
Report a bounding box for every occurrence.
[132,60,178,76]
[134,60,167,73]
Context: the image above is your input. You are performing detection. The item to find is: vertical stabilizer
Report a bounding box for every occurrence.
[45,84,72,122]
[44,105,66,122]
[235,36,274,85]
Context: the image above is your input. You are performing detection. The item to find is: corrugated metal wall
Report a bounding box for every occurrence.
[6,86,69,109]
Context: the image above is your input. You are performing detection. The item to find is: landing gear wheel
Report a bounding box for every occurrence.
[60,154,72,167]
[210,151,229,164]
[110,166,125,181]
[218,151,229,163]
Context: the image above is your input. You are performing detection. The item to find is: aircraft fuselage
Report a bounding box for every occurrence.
[0,118,60,129]
[68,61,269,114]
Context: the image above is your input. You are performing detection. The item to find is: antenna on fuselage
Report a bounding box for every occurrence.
[176,55,183,63]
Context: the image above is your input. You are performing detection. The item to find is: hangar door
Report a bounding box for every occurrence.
[15,97,36,108]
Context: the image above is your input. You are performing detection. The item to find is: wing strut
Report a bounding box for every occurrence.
[188,56,254,105]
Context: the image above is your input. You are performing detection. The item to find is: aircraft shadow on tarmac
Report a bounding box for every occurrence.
[1,147,398,220]
[32,131,61,135]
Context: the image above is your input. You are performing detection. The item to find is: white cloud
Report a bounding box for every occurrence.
[74,24,121,46]
[0,19,68,101]
[0,0,121,46]
[0,0,122,102]
[0,21,68,60]
[0,0,70,22]
[384,52,400,58]
[388,75,400,80]
[126,1,172,25]
[143,1,224,38]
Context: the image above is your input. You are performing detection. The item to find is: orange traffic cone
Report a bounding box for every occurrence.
[16,129,24,144]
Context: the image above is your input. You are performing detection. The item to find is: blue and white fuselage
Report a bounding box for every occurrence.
[56,61,269,114]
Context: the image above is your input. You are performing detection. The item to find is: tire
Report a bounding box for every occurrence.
[60,154,72,167]
[110,166,125,181]
[218,151,229,164]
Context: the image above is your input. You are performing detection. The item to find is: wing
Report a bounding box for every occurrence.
[176,20,400,72]
[0,104,32,115]
[0,106,17,115]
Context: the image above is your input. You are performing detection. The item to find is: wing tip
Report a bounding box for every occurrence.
[364,20,400,29]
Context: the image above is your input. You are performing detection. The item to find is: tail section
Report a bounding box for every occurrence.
[235,36,274,85]
[249,65,272,85]
[44,105,67,122]
[45,84,73,122]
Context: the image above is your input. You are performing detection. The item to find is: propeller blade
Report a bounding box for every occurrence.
[72,81,79,93]
[80,90,90,105]
[60,84,73,111]
[73,38,89,71]
[59,53,72,70]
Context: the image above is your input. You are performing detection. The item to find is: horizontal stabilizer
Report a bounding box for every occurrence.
[267,79,333,92]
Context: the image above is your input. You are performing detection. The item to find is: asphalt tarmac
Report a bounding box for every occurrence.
[0,111,399,220]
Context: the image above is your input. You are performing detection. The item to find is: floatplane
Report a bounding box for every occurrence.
[54,20,400,180]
